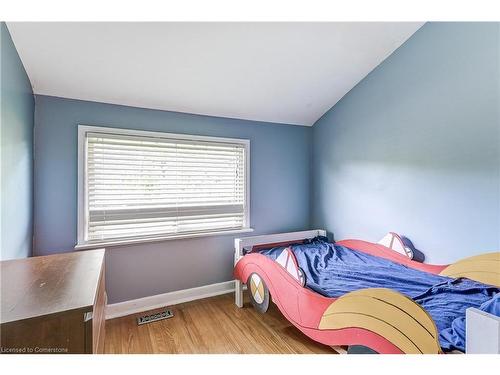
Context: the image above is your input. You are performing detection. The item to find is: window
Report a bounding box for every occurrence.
[77,125,251,248]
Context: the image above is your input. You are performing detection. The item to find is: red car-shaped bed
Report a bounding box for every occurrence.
[233,230,500,354]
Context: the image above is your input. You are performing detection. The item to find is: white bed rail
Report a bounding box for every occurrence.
[466,307,500,354]
[233,229,327,307]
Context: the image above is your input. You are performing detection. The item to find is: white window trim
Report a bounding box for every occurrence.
[76,124,252,249]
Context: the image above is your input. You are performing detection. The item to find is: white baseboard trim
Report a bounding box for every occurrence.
[105,280,237,320]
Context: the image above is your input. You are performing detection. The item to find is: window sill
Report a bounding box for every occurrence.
[74,228,255,251]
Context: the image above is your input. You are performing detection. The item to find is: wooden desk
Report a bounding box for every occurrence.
[0,249,106,354]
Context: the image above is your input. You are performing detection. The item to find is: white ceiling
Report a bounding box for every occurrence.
[7,22,423,126]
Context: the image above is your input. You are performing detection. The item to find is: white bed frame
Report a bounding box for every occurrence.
[233,229,327,307]
[466,307,500,354]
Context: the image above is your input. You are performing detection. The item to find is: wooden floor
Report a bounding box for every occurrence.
[105,293,335,354]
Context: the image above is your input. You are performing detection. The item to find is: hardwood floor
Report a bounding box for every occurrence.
[105,293,335,354]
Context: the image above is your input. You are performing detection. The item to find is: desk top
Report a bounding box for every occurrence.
[1,249,105,324]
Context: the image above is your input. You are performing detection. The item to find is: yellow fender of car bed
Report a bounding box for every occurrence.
[439,252,500,287]
[318,288,441,354]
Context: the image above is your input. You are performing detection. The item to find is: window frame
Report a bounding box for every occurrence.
[76,125,252,249]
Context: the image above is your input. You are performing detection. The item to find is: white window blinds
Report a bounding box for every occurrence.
[82,129,248,244]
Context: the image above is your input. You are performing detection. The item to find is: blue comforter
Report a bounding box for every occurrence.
[260,237,499,352]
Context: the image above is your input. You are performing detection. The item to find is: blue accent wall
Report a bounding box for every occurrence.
[34,95,311,303]
[1,23,34,260]
[312,22,500,263]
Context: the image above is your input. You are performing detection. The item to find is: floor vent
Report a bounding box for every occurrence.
[137,309,174,325]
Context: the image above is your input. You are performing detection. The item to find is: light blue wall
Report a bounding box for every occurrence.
[34,95,311,303]
[312,22,500,264]
[0,23,34,260]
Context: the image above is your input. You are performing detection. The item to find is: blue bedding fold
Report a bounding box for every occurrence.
[259,237,499,352]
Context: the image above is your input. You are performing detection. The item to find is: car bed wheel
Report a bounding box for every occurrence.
[347,345,379,354]
[248,273,270,313]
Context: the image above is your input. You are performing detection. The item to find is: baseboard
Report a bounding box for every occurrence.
[105,280,237,320]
